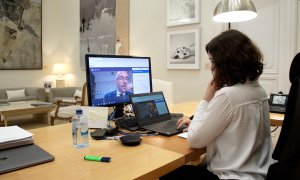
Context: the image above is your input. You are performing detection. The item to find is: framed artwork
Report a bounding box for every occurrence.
[167,0,199,27]
[167,29,199,69]
[80,0,116,69]
[0,0,42,70]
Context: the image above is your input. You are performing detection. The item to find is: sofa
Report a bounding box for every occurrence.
[0,87,46,103]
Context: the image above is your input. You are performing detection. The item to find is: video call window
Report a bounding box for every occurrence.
[91,69,134,99]
[85,55,152,107]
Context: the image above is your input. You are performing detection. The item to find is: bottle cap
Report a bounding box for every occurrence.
[76,109,83,115]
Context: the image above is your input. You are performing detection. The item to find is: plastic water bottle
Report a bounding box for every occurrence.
[72,109,89,149]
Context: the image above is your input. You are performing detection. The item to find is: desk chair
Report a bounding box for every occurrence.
[50,83,87,126]
[267,52,300,179]
[152,79,173,105]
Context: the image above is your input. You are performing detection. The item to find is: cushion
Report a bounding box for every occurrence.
[73,89,82,98]
[50,105,80,118]
[6,89,26,99]
[8,96,37,102]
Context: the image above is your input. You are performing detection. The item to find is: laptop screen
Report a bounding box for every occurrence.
[130,92,172,127]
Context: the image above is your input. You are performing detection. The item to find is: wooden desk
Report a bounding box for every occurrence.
[169,101,285,127]
[5,101,281,179]
[1,123,185,180]
[270,113,284,126]
[1,102,207,179]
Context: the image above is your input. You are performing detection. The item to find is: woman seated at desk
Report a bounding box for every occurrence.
[161,30,274,180]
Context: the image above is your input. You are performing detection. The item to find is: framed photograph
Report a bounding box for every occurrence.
[0,0,42,70]
[167,0,199,27]
[167,29,199,69]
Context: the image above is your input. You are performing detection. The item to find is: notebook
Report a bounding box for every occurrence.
[130,91,185,136]
[0,144,55,174]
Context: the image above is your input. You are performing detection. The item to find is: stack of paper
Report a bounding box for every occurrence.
[0,126,34,150]
[81,106,108,128]
[177,132,187,139]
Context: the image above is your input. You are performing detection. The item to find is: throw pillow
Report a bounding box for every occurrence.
[73,89,82,98]
[6,89,26,99]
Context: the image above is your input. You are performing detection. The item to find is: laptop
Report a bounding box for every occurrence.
[130,91,185,136]
[0,144,55,174]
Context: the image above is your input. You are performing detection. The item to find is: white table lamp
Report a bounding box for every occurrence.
[52,63,67,87]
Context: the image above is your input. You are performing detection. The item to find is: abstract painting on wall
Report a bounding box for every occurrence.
[0,0,42,70]
[80,0,116,69]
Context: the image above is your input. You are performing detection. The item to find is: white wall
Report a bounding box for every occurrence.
[298,0,300,52]
[0,0,86,89]
[130,0,222,103]
[0,0,298,104]
[130,0,299,103]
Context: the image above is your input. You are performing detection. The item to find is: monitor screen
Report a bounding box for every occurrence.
[272,95,287,105]
[85,54,152,107]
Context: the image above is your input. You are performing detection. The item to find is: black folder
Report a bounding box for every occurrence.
[0,144,55,174]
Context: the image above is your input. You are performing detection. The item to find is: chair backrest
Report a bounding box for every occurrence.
[152,79,173,105]
[81,82,87,106]
[267,52,300,179]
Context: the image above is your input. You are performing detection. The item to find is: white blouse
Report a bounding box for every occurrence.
[187,80,274,180]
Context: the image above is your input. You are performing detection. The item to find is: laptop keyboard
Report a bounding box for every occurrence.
[115,116,139,131]
[269,105,286,114]
[144,119,182,135]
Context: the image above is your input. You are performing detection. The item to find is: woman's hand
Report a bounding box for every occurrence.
[177,116,192,132]
[203,79,218,102]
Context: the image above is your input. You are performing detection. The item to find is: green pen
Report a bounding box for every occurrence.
[84,155,111,162]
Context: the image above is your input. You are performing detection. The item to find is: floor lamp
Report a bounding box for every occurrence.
[213,0,257,27]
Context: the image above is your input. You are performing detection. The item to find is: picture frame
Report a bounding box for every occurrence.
[0,0,42,70]
[167,29,200,69]
[167,0,199,27]
[80,0,116,69]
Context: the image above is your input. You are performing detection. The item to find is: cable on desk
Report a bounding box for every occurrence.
[106,130,159,141]
[271,126,279,133]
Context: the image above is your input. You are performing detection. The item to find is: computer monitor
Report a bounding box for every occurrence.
[85,54,152,118]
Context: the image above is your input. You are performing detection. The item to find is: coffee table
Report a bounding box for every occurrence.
[0,101,55,126]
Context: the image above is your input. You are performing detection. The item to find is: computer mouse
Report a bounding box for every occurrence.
[120,134,142,146]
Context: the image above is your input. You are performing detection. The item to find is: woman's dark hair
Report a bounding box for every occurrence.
[205,29,263,89]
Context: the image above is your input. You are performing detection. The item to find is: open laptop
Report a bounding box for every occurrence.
[0,144,55,174]
[130,91,185,136]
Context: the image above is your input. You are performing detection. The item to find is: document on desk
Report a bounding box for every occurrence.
[0,126,34,150]
[81,106,108,128]
[177,132,187,139]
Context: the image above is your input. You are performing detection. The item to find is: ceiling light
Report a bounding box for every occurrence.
[213,0,257,23]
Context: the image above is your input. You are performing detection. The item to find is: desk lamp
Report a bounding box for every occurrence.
[213,0,257,23]
[52,63,67,88]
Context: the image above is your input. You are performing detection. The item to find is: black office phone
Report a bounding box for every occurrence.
[269,92,288,114]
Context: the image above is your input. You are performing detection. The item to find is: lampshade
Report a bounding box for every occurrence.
[213,0,257,23]
[52,63,67,75]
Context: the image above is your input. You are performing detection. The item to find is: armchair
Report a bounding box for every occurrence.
[50,83,87,126]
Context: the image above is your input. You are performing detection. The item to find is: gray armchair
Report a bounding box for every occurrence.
[48,86,82,104]
[49,83,87,126]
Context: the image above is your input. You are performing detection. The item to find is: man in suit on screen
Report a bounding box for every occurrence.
[104,71,133,98]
